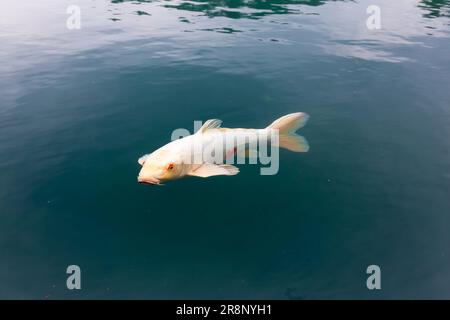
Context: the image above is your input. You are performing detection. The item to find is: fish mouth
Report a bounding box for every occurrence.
[137,176,161,185]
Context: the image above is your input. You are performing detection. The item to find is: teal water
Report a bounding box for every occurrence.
[1,0,450,299]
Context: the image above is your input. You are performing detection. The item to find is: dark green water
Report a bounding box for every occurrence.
[1,0,450,299]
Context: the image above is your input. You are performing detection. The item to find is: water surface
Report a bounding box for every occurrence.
[1,0,450,299]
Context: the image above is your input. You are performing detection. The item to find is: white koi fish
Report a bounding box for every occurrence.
[137,112,309,185]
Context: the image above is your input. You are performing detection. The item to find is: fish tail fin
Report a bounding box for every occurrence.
[266,112,309,152]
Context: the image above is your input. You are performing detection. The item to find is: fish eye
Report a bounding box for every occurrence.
[167,163,175,170]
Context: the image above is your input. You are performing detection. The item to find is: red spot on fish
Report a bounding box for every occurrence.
[225,147,237,160]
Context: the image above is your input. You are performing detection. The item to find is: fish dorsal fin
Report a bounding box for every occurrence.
[188,163,239,178]
[197,119,222,134]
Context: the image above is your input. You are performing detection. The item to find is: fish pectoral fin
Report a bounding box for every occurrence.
[196,119,222,134]
[188,163,239,178]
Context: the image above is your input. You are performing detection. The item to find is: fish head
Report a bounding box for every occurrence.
[137,149,184,185]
